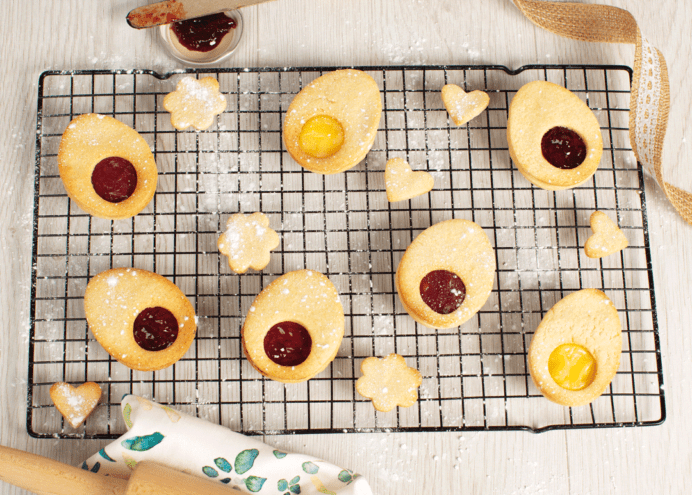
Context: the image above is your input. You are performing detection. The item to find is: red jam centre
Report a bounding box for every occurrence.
[264,321,312,367]
[171,12,237,53]
[541,126,587,170]
[133,307,179,352]
[91,157,138,203]
[420,270,466,315]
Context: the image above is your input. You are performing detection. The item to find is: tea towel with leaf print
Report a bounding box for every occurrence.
[82,395,372,495]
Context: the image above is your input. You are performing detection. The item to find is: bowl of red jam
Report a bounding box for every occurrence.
[159,10,243,65]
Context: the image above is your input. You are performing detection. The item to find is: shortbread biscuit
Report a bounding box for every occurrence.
[396,219,495,329]
[242,270,344,383]
[584,211,629,259]
[84,268,197,372]
[218,212,280,273]
[528,289,622,407]
[163,76,227,131]
[50,382,102,429]
[507,81,603,190]
[58,114,158,220]
[356,354,422,412]
[441,84,489,126]
[385,158,434,202]
[283,69,382,174]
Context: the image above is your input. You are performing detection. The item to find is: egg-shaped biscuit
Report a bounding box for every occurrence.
[528,289,622,407]
[283,69,382,174]
[58,114,158,220]
[242,270,345,383]
[396,219,496,329]
[507,81,603,190]
[84,268,196,372]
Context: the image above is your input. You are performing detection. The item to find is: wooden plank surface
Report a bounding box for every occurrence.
[0,0,690,493]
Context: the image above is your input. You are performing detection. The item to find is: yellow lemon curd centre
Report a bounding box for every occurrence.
[548,343,596,391]
[298,115,345,158]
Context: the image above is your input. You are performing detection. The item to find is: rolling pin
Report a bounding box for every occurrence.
[0,445,244,495]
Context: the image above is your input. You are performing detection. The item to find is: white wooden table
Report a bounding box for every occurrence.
[1,1,691,493]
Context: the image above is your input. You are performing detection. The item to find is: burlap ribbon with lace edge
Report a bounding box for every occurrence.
[513,0,692,224]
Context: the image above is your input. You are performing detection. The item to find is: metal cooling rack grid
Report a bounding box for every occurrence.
[29,65,664,439]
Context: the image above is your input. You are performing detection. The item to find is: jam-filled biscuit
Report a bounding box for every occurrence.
[217,212,280,274]
[528,289,622,407]
[84,268,196,372]
[49,382,102,429]
[58,114,158,220]
[584,211,629,259]
[441,84,489,127]
[385,158,434,202]
[283,69,382,174]
[163,76,227,131]
[355,354,422,412]
[396,219,495,329]
[242,270,344,383]
[507,81,603,190]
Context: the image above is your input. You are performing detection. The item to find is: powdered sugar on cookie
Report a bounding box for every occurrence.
[356,354,422,412]
[218,212,280,274]
[163,76,227,131]
[441,84,489,127]
[50,382,102,429]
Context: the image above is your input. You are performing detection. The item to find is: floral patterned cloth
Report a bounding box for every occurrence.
[82,395,372,495]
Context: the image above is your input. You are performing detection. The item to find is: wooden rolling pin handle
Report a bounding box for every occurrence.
[0,445,127,495]
[125,461,245,495]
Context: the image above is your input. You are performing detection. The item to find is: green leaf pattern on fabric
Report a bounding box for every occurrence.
[235,449,259,475]
[214,457,232,473]
[121,432,164,452]
[278,476,301,495]
[98,449,116,462]
[245,475,267,492]
[302,461,319,474]
[338,469,356,484]
[273,450,288,459]
[123,403,133,428]
[203,466,219,478]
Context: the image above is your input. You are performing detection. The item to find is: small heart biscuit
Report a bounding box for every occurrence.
[385,158,434,202]
[441,84,490,126]
[50,382,102,429]
[584,211,628,259]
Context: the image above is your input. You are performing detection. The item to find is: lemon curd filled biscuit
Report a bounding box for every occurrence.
[528,289,622,407]
[283,69,382,174]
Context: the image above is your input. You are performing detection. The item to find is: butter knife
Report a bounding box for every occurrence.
[127,0,275,29]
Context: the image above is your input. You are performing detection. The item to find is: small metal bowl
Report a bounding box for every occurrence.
[158,10,243,66]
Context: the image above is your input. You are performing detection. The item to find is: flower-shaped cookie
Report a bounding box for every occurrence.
[584,211,628,258]
[441,84,489,127]
[356,354,422,412]
[163,76,227,131]
[385,158,434,202]
[218,212,280,274]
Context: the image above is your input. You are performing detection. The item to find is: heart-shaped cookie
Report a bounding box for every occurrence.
[50,382,102,429]
[441,84,490,126]
[385,158,434,202]
[584,211,628,259]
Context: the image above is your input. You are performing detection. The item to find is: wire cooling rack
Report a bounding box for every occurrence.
[29,65,664,439]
